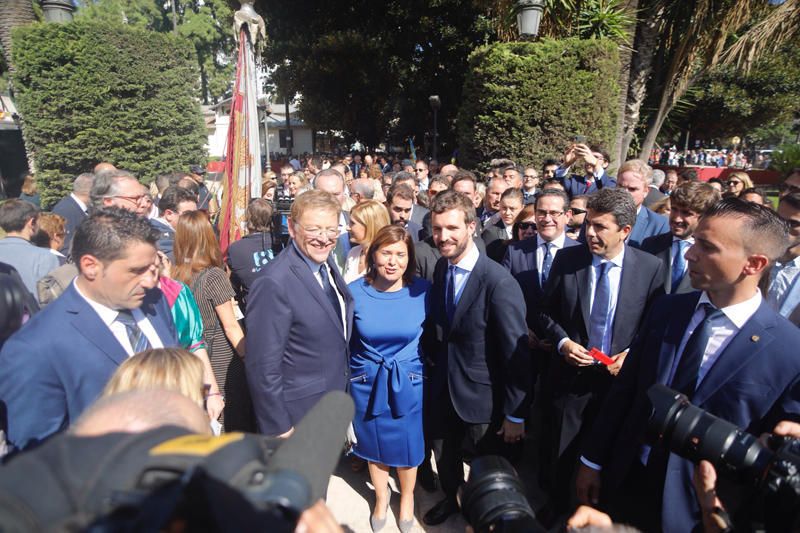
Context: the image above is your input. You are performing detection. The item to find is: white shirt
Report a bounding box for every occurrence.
[70,193,88,214]
[503,222,513,240]
[72,280,164,356]
[293,242,347,337]
[536,233,567,281]
[448,239,480,304]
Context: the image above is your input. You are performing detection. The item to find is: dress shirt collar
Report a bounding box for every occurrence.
[673,235,695,244]
[450,239,480,273]
[537,232,566,250]
[70,193,88,213]
[696,290,761,329]
[775,255,800,269]
[73,278,137,326]
[293,241,326,270]
[592,246,625,269]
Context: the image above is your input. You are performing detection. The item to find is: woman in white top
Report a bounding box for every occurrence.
[343,200,391,283]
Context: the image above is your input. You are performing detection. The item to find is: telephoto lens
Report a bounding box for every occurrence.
[457,455,545,533]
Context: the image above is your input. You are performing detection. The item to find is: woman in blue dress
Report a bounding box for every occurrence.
[348,225,430,533]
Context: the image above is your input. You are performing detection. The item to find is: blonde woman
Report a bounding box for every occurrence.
[343,200,391,283]
[288,171,310,197]
[103,348,206,408]
[726,171,753,197]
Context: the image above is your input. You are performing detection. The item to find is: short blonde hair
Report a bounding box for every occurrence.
[728,171,754,190]
[618,159,654,186]
[102,348,205,407]
[290,189,341,222]
[349,199,390,245]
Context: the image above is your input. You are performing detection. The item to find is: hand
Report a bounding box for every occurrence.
[607,351,628,376]
[566,505,612,528]
[278,426,295,439]
[561,339,594,366]
[774,420,800,438]
[156,250,171,278]
[527,329,552,351]
[575,464,601,505]
[563,145,577,167]
[496,419,525,444]
[206,394,224,421]
[295,499,343,533]
[693,460,730,533]
[575,144,598,168]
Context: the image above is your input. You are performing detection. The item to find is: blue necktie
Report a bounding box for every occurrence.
[445,264,457,323]
[319,264,343,327]
[541,242,553,286]
[116,310,152,354]
[588,262,613,354]
[671,303,725,398]
[671,240,688,293]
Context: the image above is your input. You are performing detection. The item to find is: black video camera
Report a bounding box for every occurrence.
[272,184,294,246]
[647,384,800,532]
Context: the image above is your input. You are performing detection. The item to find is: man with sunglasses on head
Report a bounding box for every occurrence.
[763,191,800,326]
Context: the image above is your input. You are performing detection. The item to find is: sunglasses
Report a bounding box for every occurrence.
[727,180,742,186]
[518,222,536,230]
[570,207,587,215]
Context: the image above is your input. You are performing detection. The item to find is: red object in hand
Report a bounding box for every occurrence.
[589,348,613,366]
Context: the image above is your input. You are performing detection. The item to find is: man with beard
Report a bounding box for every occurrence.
[422,190,530,526]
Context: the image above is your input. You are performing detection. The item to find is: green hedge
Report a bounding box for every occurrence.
[12,20,208,208]
[457,38,620,171]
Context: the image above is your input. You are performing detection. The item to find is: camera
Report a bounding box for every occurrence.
[647,384,800,532]
[272,184,294,245]
[458,455,546,532]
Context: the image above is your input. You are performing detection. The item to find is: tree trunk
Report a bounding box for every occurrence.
[619,1,665,163]
[0,0,36,69]
[611,0,640,171]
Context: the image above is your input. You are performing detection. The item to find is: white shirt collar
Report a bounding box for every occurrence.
[672,235,695,244]
[450,239,480,273]
[70,193,88,213]
[537,232,566,250]
[776,255,800,269]
[592,246,625,269]
[696,290,762,329]
[73,278,135,327]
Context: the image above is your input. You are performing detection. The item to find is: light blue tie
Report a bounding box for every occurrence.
[671,240,688,292]
[588,262,613,354]
[116,310,151,354]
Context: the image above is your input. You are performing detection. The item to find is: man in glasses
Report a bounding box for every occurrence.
[764,191,800,325]
[245,189,353,438]
[555,143,616,198]
[415,160,430,192]
[566,196,589,241]
[90,169,150,217]
[522,167,539,205]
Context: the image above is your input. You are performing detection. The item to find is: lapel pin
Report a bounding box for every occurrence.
[751,335,760,342]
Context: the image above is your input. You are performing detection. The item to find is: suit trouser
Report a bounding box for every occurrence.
[430,390,516,502]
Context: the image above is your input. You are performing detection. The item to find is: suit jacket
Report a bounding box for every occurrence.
[582,293,800,532]
[405,220,424,243]
[536,244,665,454]
[502,236,580,323]
[0,284,177,450]
[0,237,61,304]
[641,232,694,294]
[644,187,667,208]
[415,237,486,282]
[410,203,429,230]
[627,207,669,249]
[245,244,354,436]
[424,252,530,425]
[481,219,510,263]
[51,194,87,255]
[560,172,616,198]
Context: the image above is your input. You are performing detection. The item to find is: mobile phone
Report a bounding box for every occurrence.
[574,135,587,144]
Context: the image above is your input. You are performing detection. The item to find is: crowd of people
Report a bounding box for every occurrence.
[1,144,800,533]
[648,145,773,170]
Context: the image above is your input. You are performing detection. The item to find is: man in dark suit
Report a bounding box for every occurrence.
[764,192,800,325]
[149,185,197,261]
[555,143,616,198]
[536,188,665,515]
[51,173,93,255]
[386,184,423,242]
[482,188,524,263]
[616,159,669,248]
[422,191,530,526]
[0,208,178,451]
[576,198,800,533]
[393,171,431,239]
[642,181,720,294]
[245,190,354,438]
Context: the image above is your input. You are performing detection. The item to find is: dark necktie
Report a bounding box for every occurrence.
[671,303,725,398]
[541,242,553,286]
[587,261,613,354]
[116,310,152,354]
[445,264,457,323]
[671,240,688,293]
[318,264,343,327]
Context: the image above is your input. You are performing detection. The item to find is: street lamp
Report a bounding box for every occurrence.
[429,95,441,162]
[517,0,544,39]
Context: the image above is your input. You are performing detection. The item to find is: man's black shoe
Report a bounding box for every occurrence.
[423,498,458,526]
[418,461,439,492]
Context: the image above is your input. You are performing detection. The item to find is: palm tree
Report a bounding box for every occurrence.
[0,0,36,71]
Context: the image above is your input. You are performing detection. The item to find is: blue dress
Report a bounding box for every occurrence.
[348,276,430,467]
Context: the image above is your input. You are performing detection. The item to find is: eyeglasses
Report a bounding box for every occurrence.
[524,174,537,179]
[518,222,536,230]
[107,194,148,205]
[415,168,426,173]
[295,223,339,241]
[570,207,587,215]
[535,209,566,219]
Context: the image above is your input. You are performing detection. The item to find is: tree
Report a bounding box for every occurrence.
[11,20,208,207]
[75,0,235,104]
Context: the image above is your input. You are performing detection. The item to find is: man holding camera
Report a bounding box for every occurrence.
[554,143,616,198]
[575,198,800,532]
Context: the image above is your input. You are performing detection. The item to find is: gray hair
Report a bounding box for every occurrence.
[89,169,140,209]
[73,173,95,195]
[393,171,415,186]
[351,179,374,199]
[587,188,637,229]
[651,169,666,188]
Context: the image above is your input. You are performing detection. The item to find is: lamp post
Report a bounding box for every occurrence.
[429,95,441,162]
[517,0,544,40]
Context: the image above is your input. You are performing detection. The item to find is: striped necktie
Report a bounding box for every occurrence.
[115,310,152,354]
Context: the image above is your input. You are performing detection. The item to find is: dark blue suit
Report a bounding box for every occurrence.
[149,218,175,261]
[559,172,616,198]
[245,244,354,437]
[627,206,669,249]
[0,284,177,450]
[641,232,694,294]
[502,236,580,311]
[582,293,800,532]
[51,194,87,255]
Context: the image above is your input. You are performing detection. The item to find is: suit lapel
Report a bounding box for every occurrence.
[577,256,592,331]
[288,246,343,333]
[693,302,776,404]
[611,250,640,351]
[450,254,485,329]
[64,286,128,366]
[139,290,173,344]
[656,294,700,385]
